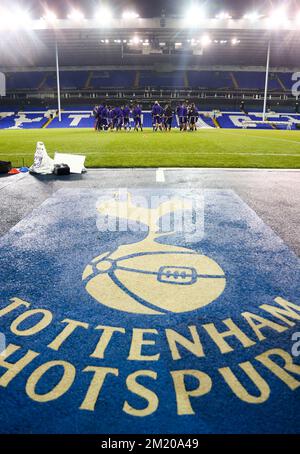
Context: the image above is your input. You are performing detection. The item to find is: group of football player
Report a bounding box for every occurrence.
[93,104,143,132]
[93,101,199,132]
[152,101,200,132]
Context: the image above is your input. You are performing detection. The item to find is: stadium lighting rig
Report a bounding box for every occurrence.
[231,38,240,45]
[0,6,300,31]
[215,12,232,20]
[67,9,85,22]
[122,11,139,20]
[131,36,140,45]
[243,12,261,22]
[0,7,32,30]
[201,35,211,47]
[43,10,57,24]
[267,7,288,28]
[94,7,113,23]
[184,6,206,27]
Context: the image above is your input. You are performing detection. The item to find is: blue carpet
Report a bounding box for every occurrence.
[0,188,299,434]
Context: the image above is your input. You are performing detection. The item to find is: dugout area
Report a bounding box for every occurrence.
[0,168,300,434]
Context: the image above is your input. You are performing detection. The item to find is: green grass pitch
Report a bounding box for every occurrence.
[0,128,300,168]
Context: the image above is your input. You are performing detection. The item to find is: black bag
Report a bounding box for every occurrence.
[0,161,11,173]
[53,164,70,176]
[0,161,12,174]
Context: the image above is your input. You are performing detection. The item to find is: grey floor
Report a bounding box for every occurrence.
[0,168,299,255]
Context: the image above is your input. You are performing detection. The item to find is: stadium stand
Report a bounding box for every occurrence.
[277,72,294,90]
[1,108,299,130]
[38,71,89,90]
[188,71,233,89]
[3,70,295,92]
[89,71,136,88]
[60,71,89,90]
[139,71,186,88]
[234,71,282,91]
[6,72,45,90]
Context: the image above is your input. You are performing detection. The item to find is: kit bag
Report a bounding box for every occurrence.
[53,164,71,176]
[0,161,12,174]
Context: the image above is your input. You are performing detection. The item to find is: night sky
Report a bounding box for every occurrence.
[1,0,300,18]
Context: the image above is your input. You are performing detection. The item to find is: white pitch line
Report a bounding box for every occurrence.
[219,130,300,146]
[156,168,165,183]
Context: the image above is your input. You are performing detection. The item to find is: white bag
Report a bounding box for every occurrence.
[54,152,86,174]
[30,142,54,175]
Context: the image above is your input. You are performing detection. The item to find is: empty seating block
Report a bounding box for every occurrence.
[6,73,44,90]
[188,71,233,89]
[233,72,282,90]
[90,71,136,89]
[139,71,185,88]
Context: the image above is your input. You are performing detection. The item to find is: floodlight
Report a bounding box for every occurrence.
[94,7,113,23]
[132,36,140,45]
[0,11,12,29]
[0,8,32,30]
[231,38,240,45]
[243,12,261,22]
[122,11,139,20]
[268,7,288,28]
[185,7,206,27]
[43,10,57,23]
[68,9,85,21]
[16,9,32,25]
[201,35,211,47]
[216,12,232,20]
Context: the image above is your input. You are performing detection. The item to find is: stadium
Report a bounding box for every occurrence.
[0,0,300,445]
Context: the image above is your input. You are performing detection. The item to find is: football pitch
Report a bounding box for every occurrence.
[1,127,300,168]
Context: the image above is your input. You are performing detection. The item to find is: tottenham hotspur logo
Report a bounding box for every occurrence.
[82,193,226,315]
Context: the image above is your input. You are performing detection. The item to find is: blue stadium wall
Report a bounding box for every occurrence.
[0,109,300,130]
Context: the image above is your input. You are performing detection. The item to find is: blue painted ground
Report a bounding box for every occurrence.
[0,189,299,434]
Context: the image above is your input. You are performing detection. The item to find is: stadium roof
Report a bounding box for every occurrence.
[0,16,300,70]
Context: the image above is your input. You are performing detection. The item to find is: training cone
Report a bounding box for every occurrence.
[8,168,21,175]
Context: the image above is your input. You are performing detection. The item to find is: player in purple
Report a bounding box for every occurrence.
[188,103,199,131]
[94,104,103,131]
[110,107,117,130]
[93,105,99,131]
[107,107,114,130]
[176,102,188,131]
[115,106,124,131]
[152,101,163,131]
[132,104,143,131]
[100,104,109,131]
[111,106,122,131]
[122,105,131,131]
[163,104,173,132]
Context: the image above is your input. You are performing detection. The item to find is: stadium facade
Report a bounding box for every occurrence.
[0,9,300,127]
